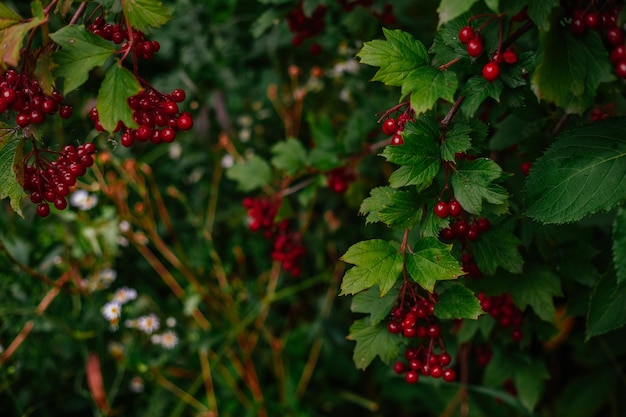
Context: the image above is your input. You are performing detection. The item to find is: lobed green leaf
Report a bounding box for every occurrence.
[510,264,562,322]
[434,282,483,319]
[350,285,399,326]
[402,67,458,115]
[340,239,403,296]
[405,237,463,292]
[122,0,172,33]
[525,117,626,224]
[450,158,509,215]
[270,138,308,175]
[96,64,142,133]
[0,134,25,217]
[226,154,272,192]
[347,318,400,370]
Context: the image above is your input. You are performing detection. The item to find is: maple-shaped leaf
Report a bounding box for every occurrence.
[357,28,429,87]
[405,237,463,292]
[123,0,172,33]
[270,138,308,175]
[50,25,116,94]
[0,2,45,68]
[347,318,401,370]
[472,228,523,275]
[532,25,614,114]
[460,76,503,118]
[434,281,483,319]
[359,186,422,229]
[525,117,626,224]
[96,64,142,133]
[381,121,441,190]
[401,66,458,115]
[0,133,25,217]
[437,0,480,25]
[351,285,399,325]
[510,264,562,322]
[441,121,472,161]
[340,239,403,296]
[451,158,509,215]
[226,154,272,192]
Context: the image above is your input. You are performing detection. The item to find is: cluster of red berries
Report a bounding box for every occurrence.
[478,292,524,342]
[23,143,96,217]
[286,1,326,55]
[381,113,412,145]
[473,343,493,367]
[88,16,160,60]
[567,6,626,78]
[272,221,306,277]
[388,297,457,384]
[458,25,518,82]
[326,166,355,194]
[0,70,72,128]
[89,87,192,146]
[590,107,611,121]
[439,215,491,242]
[460,252,482,279]
[243,197,306,277]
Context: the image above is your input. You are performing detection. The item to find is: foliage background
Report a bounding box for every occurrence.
[1,0,626,416]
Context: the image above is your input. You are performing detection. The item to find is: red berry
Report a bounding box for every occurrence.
[171,89,186,102]
[453,219,468,238]
[570,17,587,35]
[585,12,600,29]
[502,49,518,64]
[458,26,475,44]
[511,328,523,342]
[161,100,179,116]
[482,62,500,82]
[16,112,30,127]
[391,133,404,146]
[37,203,50,217]
[427,324,441,338]
[439,352,451,366]
[59,105,73,119]
[443,369,457,382]
[177,112,193,131]
[381,118,398,135]
[448,200,462,217]
[405,370,419,384]
[607,28,624,46]
[54,197,68,210]
[387,321,401,334]
[466,225,479,241]
[440,227,454,240]
[616,61,626,79]
[434,201,449,218]
[611,46,626,64]
[393,361,407,374]
[476,217,491,232]
[161,127,177,143]
[430,365,443,378]
[30,110,45,124]
[42,98,58,114]
[466,36,483,57]
[521,161,532,175]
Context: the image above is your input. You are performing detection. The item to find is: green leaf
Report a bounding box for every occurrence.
[250,8,280,39]
[460,76,503,118]
[441,122,472,161]
[357,28,429,87]
[96,64,142,133]
[401,67,458,115]
[405,237,463,292]
[613,208,626,285]
[340,240,403,296]
[0,6,45,68]
[526,0,560,30]
[513,358,549,412]
[347,318,400,370]
[437,0,480,25]
[473,228,523,275]
[450,158,509,215]
[484,0,499,12]
[586,272,626,340]
[434,282,483,319]
[360,187,422,229]
[0,135,25,217]
[525,118,626,224]
[226,155,272,192]
[381,121,441,190]
[351,285,399,325]
[554,371,615,417]
[270,138,308,175]
[50,25,116,94]
[122,0,171,33]
[532,27,614,114]
[0,3,22,30]
[510,264,562,322]
[489,112,547,151]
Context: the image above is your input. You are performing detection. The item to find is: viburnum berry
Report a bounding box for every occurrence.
[458,26,475,44]
[177,112,194,131]
[439,352,451,366]
[382,118,398,135]
[391,133,404,146]
[610,46,626,64]
[606,27,624,46]
[434,201,449,218]
[502,49,518,64]
[448,200,462,217]
[585,12,600,29]
[405,370,419,384]
[570,17,587,35]
[521,161,532,175]
[466,36,483,57]
[443,369,457,382]
[482,62,500,82]
[37,203,50,218]
[393,361,407,375]
[615,61,626,79]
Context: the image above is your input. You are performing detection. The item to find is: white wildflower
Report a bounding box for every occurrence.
[158,330,179,349]
[112,287,137,305]
[137,314,160,334]
[69,189,98,210]
[168,142,182,160]
[102,301,122,321]
[221,154,234,168]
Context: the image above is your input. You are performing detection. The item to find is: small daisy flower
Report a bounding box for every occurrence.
[137,314,160,334]
[158,330,179,349]
[99,268,117,287]
[102,301,122,321]
[69,189,98,210]
[112,287,137,305]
